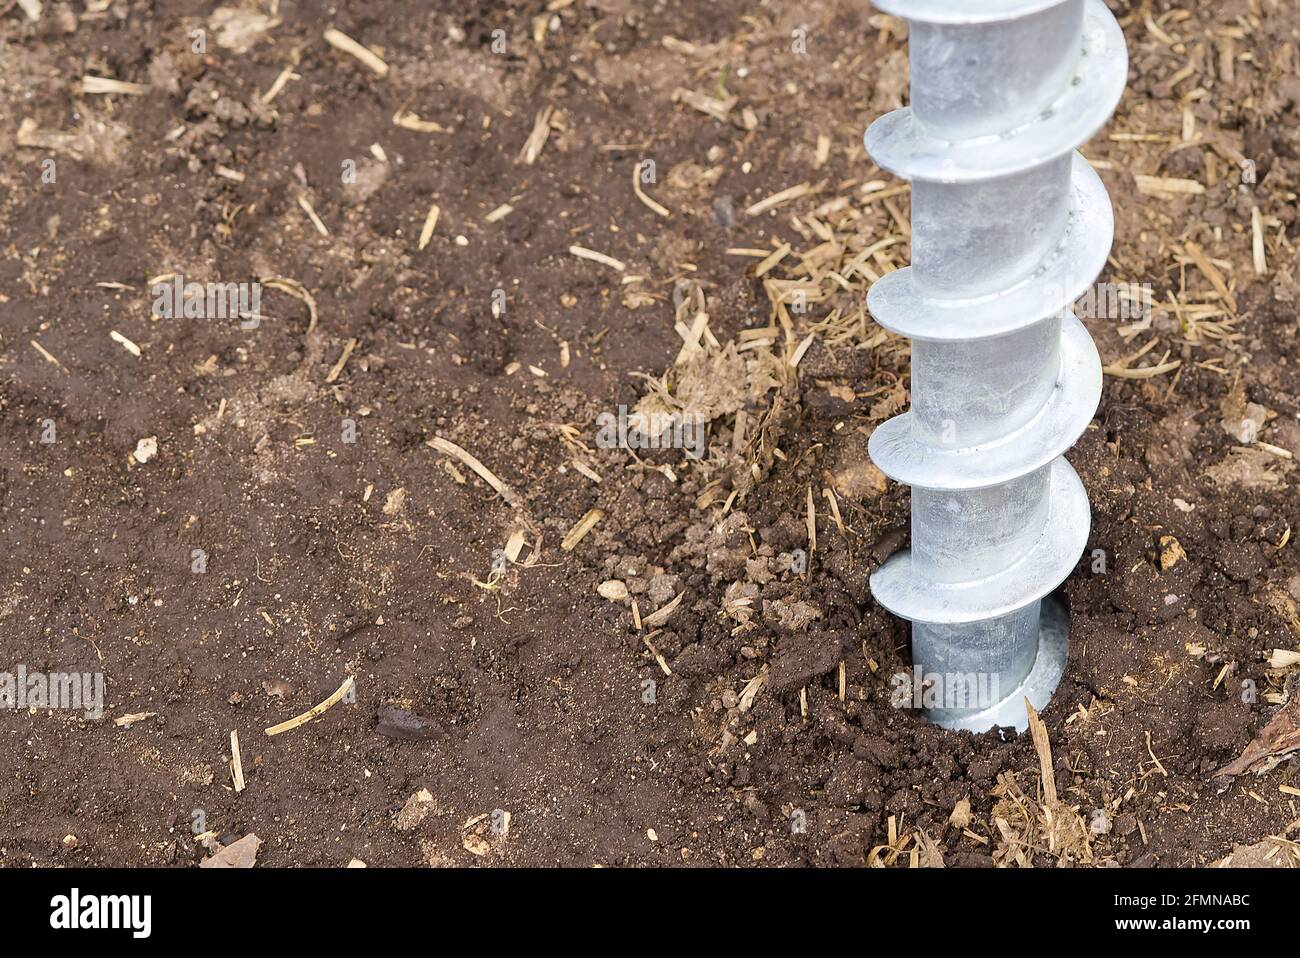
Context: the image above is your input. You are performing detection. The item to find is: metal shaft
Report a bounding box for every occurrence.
[864,0,1127,731]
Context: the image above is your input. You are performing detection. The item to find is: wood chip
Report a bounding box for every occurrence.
[560,508,604,551]
[81,75,148,96]
[427,436,519,507]
[1216,694,1300,777]
[230,730,246,794]
[113,711,157,727]
[323,28,389,77]
[1025,699,1057,804]
[264,676,354,736]
[1134,174,1204,196]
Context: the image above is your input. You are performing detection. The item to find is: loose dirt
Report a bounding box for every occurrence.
[2,0,1299,867]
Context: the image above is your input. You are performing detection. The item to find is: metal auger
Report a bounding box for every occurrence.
[864,0,1128,732]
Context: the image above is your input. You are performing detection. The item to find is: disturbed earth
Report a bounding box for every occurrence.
[2,0,1300,867]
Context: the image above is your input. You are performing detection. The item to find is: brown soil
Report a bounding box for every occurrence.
[2,0,1300,868]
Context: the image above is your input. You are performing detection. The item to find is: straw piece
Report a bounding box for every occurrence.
[325,337,357,383]
[81,75,148,96]
[1184,241,1237,313]
[569,245,626,272]
[642,591,684,629]
[1251,206,1267,275]
[264,676,354,736]
[746,181,815,217]
[1134,174,1204,196]
[296,194,329,236]
[393,108,450,133]
[561,508,604,551]
[518,106,554,165]
[1025,699,1057,804]
[323,28,389,77]
[427,436,519,507]
[418,202,440,250]
[110,330,141,357]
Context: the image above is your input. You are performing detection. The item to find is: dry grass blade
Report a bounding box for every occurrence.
[1183,241,1238,313]
[643,591,684,629]
[262,277,318,333]
[296,194,329,236]
[261,63,300,104]
[31,339,70,374]
[427,436,519,507]
[518,106,554,165]
[631,163,671,217]
[325,337,357,383]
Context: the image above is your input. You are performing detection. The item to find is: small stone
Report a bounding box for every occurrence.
[376,704,446,741]
[134,436,158,463]
[382,486,407,516]
[597,579,629,601]
[1156,534,1186,571]
[395,788,436,831]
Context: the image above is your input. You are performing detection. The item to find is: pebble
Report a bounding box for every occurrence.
[597,579,628,601]
[133,436,158,463]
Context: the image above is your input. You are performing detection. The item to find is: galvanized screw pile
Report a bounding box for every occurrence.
[864,0,1127,731]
